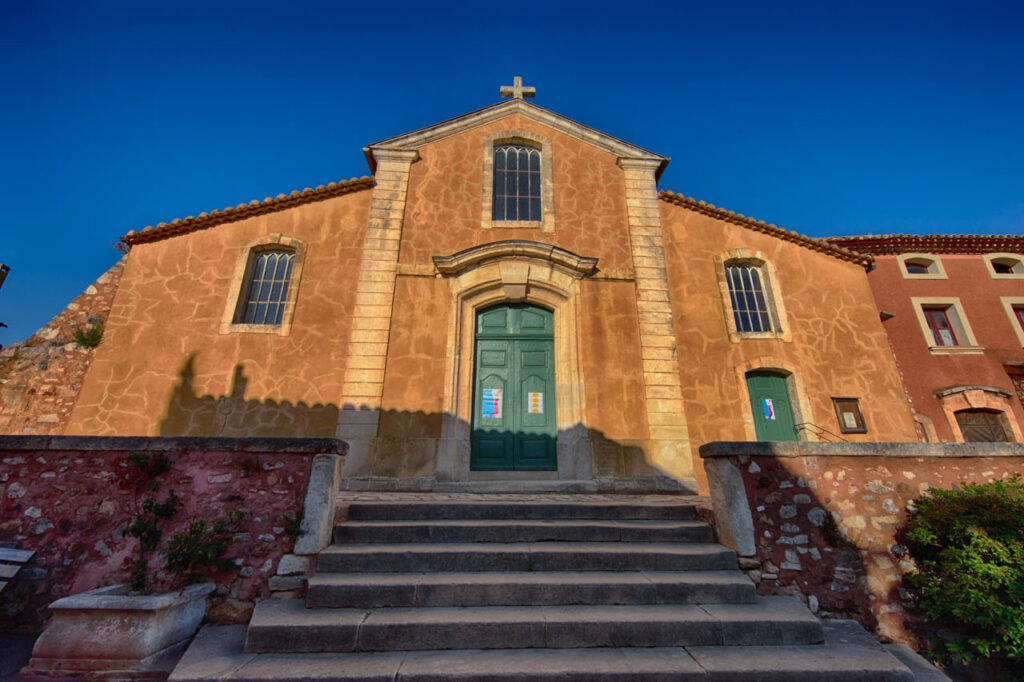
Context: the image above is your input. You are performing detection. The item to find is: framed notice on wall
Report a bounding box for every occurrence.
[831,397,867,434]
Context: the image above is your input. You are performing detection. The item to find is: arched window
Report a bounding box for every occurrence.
[236,249,295,325]
[221,235,306,335]
[725,263,774,333]
[954,409,1012,443]
[492,144,542,221]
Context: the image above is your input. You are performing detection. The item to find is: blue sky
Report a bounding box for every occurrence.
[1,0,1021,345]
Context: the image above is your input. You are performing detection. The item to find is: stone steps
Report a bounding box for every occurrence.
[306,570,757,608]
[173,624,917,681]
[343,501,699,521]
[171,493,930,680]
[317,542,737,573]
[245,595,824,653]
[334,518,715,543]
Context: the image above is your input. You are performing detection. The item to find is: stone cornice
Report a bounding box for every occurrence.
[658,190,874,269]
[364,100,669,179]
[0,435,345,454]
[699,440,1024,458]
[432,240,598,278]
[122,177,374,246]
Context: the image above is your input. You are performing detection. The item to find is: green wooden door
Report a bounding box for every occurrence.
[472,305,557,470]
[746,372,798,441]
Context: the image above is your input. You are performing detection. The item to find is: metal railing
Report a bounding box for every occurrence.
[795,422,848,442]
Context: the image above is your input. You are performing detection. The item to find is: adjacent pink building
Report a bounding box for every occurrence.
[829,234,1024,443]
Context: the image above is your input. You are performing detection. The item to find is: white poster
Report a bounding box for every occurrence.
[528,392,543,414]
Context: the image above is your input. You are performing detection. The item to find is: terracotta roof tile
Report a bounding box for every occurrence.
[658,190,873,268]
[826,233,1024,255]
[122,177,374,246]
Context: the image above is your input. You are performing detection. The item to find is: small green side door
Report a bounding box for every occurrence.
[746,372,798,441]
[471,305,557,470]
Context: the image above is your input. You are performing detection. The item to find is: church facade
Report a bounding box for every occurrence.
[64,92,919,492]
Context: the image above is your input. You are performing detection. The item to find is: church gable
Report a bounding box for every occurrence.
[397,111,642,275]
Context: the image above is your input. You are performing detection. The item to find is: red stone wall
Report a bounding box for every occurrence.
[0,436,335,632]
[0,260,124,435]
[705,445,1024,643]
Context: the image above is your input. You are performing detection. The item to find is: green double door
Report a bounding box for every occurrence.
[746,371,798,441]
[471,305,557,470]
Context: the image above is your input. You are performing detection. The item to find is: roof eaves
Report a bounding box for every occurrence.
[122,177,374,246]
[825,234,1024,256]
[658,190,873,269]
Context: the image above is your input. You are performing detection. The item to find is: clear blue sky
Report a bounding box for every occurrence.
[1,0,1021,345]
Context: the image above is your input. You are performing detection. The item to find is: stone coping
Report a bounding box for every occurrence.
[699,440,1024,459]
[49,583,214,611]
[0,435,346,455]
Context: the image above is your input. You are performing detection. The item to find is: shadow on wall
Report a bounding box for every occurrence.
[158,355,687,484]
[159,355,339,437]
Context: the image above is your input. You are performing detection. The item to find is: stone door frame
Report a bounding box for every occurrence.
[432,241,597,482]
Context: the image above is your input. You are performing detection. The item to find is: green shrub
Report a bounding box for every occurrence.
[904,475,1024,678]
[163,519,235,587]
[72,323,103,348]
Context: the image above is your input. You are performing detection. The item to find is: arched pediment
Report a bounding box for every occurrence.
[432,240,598,278]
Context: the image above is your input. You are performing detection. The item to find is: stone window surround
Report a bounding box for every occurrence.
[984,252,1024,279]
[433,242,598,482]
[734,358,816,442]
[897,253,947,280]
[1001,296,1024,347]
[714,249,792,343]
[935,385,1022,443]
[909,296,982,354]
[220,234,307,336]
[913,411,938,442]
[480,130,555,233]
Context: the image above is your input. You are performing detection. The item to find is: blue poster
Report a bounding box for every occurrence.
[762,398,776,421]
[482,388,503,418]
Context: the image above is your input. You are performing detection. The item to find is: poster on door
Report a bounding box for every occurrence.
[762,398,776,421]
[482,388,503,419]
[528,392,543,414]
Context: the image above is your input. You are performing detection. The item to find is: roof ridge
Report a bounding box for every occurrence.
[122,176,374,246]
[657,190,873,268]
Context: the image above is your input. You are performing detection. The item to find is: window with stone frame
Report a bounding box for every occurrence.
[235,249,296,326]
[492,144,542,222]
[725,263,775,334]
[922,305,962,347]
[954,409,1012,443]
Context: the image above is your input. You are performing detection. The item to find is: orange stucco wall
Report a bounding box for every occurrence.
[863,255,1024,441]
[64,107,923,490]
[67,190,372,437]
[660,204,920,488]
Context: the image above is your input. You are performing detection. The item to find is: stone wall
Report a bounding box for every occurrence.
[701,441,1024,644]
[0,260,124,435]
[0,435,338,632]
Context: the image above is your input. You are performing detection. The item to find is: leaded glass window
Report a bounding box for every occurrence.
[493,144,542,221]
[238,250,295,325]
[726,264,774,333]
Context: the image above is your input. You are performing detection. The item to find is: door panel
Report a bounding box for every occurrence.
[746,372,798,442]
[472,305,557,470]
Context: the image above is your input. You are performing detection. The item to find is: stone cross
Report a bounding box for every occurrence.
[500,76,536,100]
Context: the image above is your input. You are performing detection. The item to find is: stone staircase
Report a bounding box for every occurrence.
[172,495,929,681]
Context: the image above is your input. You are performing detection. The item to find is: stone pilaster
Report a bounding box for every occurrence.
[337,148,418,475]
[618,157,693,480]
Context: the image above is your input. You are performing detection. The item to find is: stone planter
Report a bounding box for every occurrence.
[27,582,214,679]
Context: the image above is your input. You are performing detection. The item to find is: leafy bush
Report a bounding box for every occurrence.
[904,475,1024,678]
[72,323,103,348]
[163,520,235,587]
